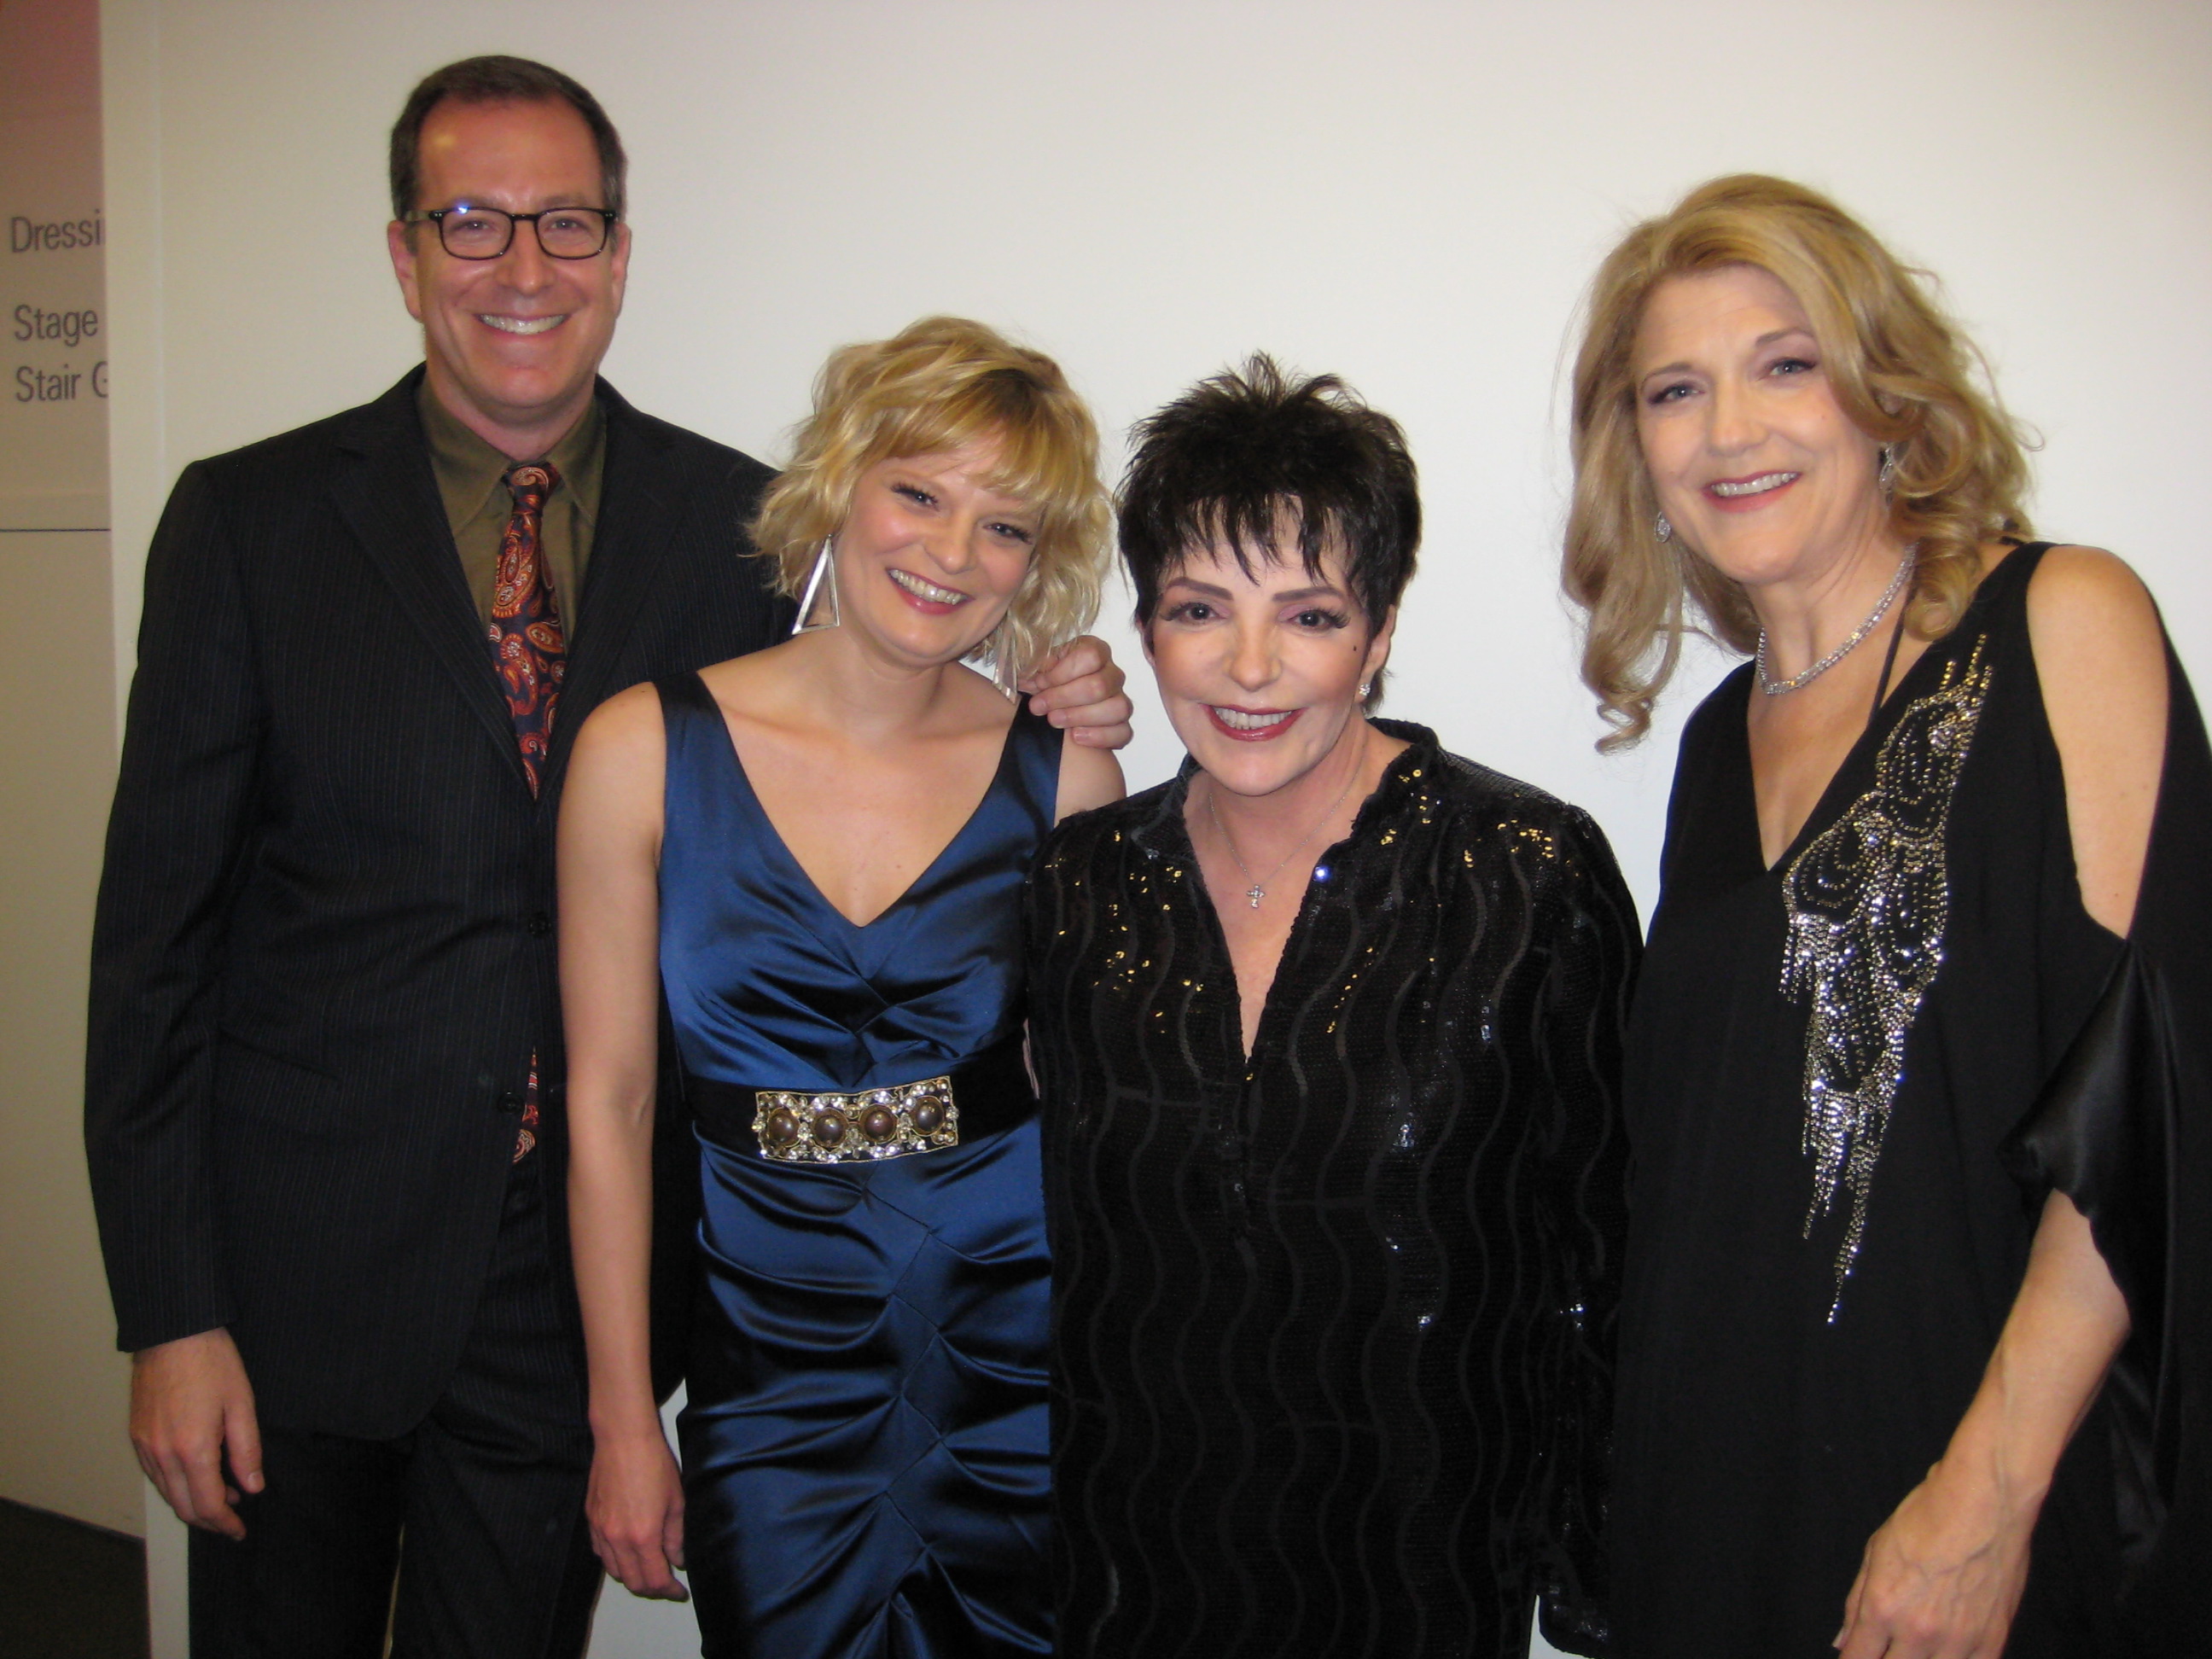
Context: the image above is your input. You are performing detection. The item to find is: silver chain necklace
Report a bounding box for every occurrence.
[1203,754,1364,910]
[1755,550,1915,696]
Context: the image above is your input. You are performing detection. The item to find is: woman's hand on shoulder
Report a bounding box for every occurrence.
[1054,735,1124,824]
[2025,544,2168,935]
[1021,635,1132,748]
[584,1423,689,1602]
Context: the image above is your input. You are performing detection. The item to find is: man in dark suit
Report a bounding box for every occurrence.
[84,56,1126,1656]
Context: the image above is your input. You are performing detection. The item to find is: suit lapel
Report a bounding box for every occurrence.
[330,373,527,786]
[547,382,685,787]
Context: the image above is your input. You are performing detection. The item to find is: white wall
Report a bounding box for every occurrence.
[95,2,2212,1655]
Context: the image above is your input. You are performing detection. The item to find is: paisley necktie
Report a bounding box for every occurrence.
[491,460,565,799]
[491,460,563,1160]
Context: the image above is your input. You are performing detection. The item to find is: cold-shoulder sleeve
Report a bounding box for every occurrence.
[2003,641,2212,1635]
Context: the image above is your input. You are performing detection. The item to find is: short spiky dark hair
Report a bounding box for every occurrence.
[388,55,628,221]
[1119,355,1419,632]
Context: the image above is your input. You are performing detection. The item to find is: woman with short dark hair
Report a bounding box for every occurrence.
[1027,357,1639,1658]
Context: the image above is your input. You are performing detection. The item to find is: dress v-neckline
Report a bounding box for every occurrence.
[1742,549,2029,877]
[705,687,1023,932]
[1744,639,1949,878]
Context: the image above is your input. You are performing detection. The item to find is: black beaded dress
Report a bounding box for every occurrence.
[1026,721,1640,1658]
[1612,544,2212,1656]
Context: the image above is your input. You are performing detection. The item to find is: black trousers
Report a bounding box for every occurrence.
[188,1155,603,1658]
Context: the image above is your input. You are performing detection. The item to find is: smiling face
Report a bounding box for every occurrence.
[1633,263,1892,596]
[386,96,630,458]
[831,441,1040,672]
[1146,534,1394,800]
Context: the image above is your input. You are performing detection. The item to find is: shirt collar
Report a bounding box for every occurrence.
[416,380,604,530]
[1127,718,1442,860]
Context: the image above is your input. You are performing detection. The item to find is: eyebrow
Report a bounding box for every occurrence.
[882,465,1039,516]
[1638,325,1819,384]
[439,195,602,213]
[1162,575,1347,603]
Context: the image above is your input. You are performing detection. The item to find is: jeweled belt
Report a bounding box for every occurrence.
[685,1033,1034,1164]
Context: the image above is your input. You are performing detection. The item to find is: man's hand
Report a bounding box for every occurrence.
[131,1328,263,1539]
[1019,634,1132,749]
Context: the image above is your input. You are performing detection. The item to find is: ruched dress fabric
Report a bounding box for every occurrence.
[654,671,1061,1659]
[1611,544,2212,1656]
[1025,722,1640,1658]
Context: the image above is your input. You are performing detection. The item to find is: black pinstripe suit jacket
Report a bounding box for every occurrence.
[85,369,787,1437]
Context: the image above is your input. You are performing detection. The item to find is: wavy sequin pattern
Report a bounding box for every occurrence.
[1026,723,1638,1657]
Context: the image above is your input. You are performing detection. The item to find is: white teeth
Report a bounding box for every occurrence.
[481,314,564,335]
[889,568,966,605]
[1711,471,1797,498]
[1212,707,1291,731]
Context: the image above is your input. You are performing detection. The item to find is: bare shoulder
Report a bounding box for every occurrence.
[1054,734,1125,824]
[573,678,667,761]
[566,682,668,836]
[2025,544,2163,650]
[2024,544,2167,731]
[2023,544,2168,934]
[696,643,792,712]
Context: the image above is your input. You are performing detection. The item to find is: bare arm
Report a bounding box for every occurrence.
[1837,546,2163,1658]
[1054,731,1124,823]
[559,683,687,1601]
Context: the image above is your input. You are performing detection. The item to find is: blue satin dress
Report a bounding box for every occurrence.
[654,672,1057,1659]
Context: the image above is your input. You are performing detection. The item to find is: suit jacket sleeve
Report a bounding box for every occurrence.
[85,460,265,1352]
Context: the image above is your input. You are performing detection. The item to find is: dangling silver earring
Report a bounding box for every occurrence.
[1877,446,1898,499]
[791,538,841,635]
[986,623,1021,700]
[1654,511,1673,544]
[964,620,1022,701]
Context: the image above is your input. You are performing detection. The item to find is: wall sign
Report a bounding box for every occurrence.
[0,0,107,533]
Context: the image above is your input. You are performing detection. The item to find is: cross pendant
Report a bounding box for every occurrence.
[1245,883,1266,908]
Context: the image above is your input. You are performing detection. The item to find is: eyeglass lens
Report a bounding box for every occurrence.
[439,207,608,259]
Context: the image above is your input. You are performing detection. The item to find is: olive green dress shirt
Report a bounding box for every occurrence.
[418,381,605,632]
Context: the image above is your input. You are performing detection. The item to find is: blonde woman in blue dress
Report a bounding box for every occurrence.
[561,317,1121,1656]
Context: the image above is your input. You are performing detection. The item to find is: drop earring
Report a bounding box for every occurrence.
[1654,511,1673,543]
[1877,446,1898,499]
[971,620,1021,701]
[1358,680,1371,701]
[791,538,841,635]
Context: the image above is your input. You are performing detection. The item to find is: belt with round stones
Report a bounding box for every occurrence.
[685,1033,1034,1163]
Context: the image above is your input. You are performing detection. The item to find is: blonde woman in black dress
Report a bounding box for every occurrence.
[1564,175,2212,1657]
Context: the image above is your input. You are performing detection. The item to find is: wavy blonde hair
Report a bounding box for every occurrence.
[1563,174,2034,748]
[751,316,1109,682]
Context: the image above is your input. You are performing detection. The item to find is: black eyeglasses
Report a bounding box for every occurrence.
[405,203,619,260]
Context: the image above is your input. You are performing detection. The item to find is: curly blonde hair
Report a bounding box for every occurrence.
[1563,174,2035,748]
[751,316,1109,682]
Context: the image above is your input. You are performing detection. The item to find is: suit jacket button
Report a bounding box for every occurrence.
[526,911,553,937]
[498,1091,524,1115]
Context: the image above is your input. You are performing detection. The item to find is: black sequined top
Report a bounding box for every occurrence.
[1026,721,1639,1659]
